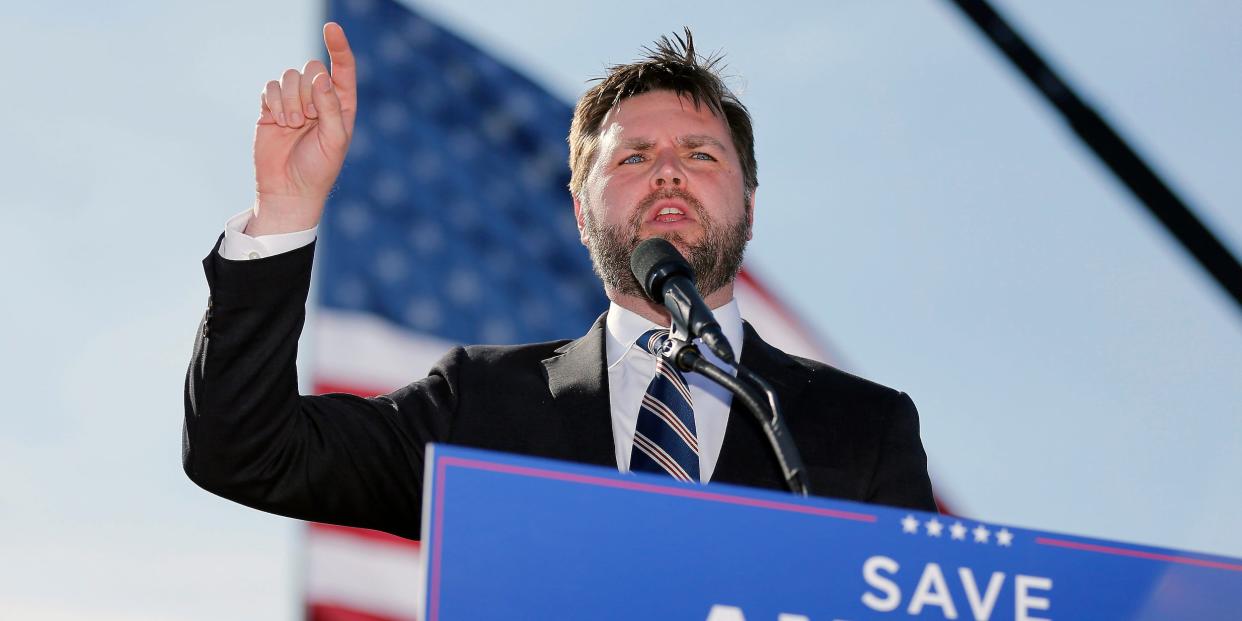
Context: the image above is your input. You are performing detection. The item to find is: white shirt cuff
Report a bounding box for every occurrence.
[218,208,318,260]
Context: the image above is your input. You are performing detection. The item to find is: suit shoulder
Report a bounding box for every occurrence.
[743,321,908,404]
[403,339,572,402]
[451,339,574,367]
[787,352,908,404]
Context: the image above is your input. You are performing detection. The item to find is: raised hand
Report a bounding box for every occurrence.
[247,22,358,236]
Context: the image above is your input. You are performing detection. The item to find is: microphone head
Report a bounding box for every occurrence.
[630,238,695,304]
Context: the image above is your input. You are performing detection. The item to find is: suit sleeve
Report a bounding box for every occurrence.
[866,391,938,512]
[183,236,456,540]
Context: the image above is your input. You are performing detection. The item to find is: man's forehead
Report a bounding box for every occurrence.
[620,134,728,151]
[597,92,730,147]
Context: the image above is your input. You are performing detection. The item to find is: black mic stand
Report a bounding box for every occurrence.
[662,327,809,497]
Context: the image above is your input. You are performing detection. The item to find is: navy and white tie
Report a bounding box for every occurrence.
[630,329,700,482]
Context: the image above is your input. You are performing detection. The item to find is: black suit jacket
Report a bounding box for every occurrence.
[184,238,936,540]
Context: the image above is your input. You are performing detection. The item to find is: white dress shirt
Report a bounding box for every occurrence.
[219,209,742,482]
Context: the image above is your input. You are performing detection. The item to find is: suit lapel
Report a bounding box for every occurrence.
[711,321,812,491]
[540,314,617,468]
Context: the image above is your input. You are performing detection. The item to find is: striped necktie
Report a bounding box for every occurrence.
[629,329,700,483]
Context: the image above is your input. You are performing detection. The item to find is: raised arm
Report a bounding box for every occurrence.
[183,25,453,540]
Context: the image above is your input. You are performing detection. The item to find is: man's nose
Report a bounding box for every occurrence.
[650,151,684,189]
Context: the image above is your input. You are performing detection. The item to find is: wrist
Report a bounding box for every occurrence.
[245,194,325,236]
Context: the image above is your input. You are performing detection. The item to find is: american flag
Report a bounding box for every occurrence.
[307,1,840,619]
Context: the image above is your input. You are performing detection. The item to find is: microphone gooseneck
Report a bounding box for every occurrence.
[662,336,809,496]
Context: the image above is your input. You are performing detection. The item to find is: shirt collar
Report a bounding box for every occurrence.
[605,298,743,368]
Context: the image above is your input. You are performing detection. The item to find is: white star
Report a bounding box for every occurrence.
[973,524,991,543]
[950,521,967,540]
[997,528,1014,547]
[925,518,944,537]
[902,514,920,534]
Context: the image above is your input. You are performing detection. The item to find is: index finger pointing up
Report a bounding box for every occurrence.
[323,22,357,129]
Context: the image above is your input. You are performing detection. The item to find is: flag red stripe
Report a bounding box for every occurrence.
[310,522,422,549]
[307,602,411,621]
[737,267,827,351]
[313,380,395,398]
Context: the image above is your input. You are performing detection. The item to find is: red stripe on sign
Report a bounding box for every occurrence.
[307,602,412,621]
[310,522,422,549]
[1035,537,1242,572]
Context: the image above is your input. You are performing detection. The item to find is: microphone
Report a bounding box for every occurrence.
[630,238,736,365]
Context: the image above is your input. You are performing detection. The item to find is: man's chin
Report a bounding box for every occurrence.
[635,230,698,254]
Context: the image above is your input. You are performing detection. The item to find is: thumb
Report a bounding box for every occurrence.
[310,72,349,154]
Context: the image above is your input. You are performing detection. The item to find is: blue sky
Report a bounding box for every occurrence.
[2,1,1239,618]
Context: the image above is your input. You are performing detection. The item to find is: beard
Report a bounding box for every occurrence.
[583,187,750,300]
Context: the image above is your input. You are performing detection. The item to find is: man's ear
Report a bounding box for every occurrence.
[573,194,590,246]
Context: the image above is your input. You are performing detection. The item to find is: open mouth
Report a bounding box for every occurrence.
[655,207,686,222]
[648,200,693,224]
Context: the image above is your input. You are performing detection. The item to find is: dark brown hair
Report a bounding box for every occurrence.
[567,28,758,200]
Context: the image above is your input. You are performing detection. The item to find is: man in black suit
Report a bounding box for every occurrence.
[184,25,936,541]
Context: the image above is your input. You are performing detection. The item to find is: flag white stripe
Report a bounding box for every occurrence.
[315,308,455,392]
[305,526,423,619]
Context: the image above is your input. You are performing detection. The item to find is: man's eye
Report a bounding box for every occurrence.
[621,154,645,164]
[690,152,717,161]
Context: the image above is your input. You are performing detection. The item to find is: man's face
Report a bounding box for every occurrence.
[574,90,754,299]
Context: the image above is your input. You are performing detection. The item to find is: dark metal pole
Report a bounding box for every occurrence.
[947,0,1242,313]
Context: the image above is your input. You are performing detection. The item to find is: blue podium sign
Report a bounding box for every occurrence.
[420,445,1242,620]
